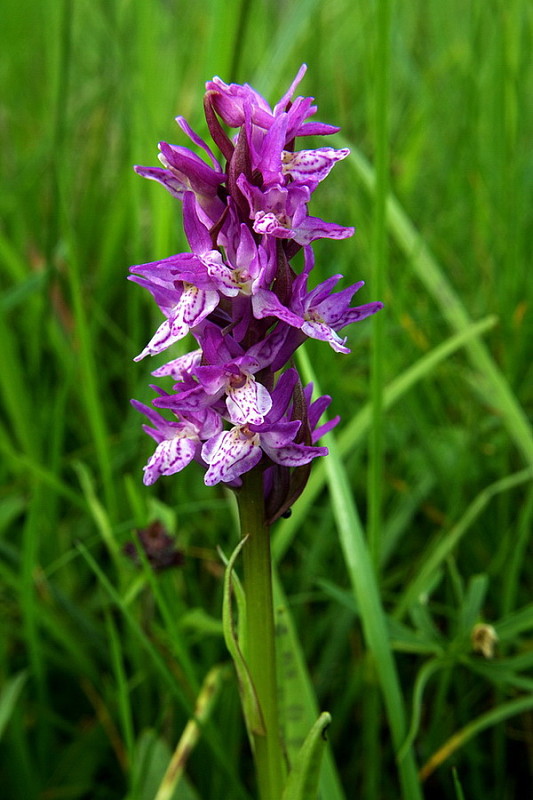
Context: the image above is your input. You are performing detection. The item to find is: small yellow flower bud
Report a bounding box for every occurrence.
[471,623,498,659]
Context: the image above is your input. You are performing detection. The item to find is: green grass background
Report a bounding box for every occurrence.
[1,1,532,798]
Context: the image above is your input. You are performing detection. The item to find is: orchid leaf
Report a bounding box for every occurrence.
[273,574,346,800]
[281,712,332,800]
[222,535,265,737]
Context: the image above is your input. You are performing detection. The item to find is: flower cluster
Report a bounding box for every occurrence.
[131,65,382,522]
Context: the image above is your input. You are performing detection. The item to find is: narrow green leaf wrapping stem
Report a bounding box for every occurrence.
[281,712,332,800]
[222,536,265,738]
[77,543,249,800]
[272,573,346,800]
[237,468,285,800]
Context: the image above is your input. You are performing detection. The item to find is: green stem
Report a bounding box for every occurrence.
[237,467,285,800]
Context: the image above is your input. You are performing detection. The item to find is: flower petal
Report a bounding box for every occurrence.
[143,437,197,485]
[252,289,303,327]
[134,317,184,361]
[282,147,350,185]
[291,216,354,246]
[151,349,202,379]
[261,438,327,467]
[253,212,293,238]
[300,320,350,353]
[226,376,272,425]
[173,284,219,330]
[273,64,307,115]
[202,427,262,485]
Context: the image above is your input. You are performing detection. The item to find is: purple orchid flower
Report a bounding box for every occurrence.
[183,194,276,299]
[237,176,354,245]
[152,324,291,426]
[131,399,222,486]
[205,65,340,139]
[130,194,276,359]
[130,276,220,361]
[131,66,383,517]
[201,370,327,486]
[247,111,350,191]
[253,272,383,353]
[154,356,273,427]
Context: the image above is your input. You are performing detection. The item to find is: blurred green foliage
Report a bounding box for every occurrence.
[0,1,532,798]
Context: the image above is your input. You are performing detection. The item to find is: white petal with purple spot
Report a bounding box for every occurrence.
[282,147,350,184]
[301,320,350,353]
[253,212,292,238]
[202,427,262,485]
[226,376,272,425]
[151,349,202,378]
[178,285,219,328]
[143,436,197,485]
[134,316,185,361]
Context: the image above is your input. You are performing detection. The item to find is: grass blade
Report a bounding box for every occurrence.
[420,694,533,781]
[343,144,533,468]
[394,467,533,619]
[273,315,498,563]
[296,348,423,800]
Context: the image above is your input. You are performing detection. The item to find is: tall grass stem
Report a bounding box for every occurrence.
[368,0,391,567]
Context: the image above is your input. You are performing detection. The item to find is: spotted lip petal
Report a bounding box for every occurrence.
[289,216,354,246]
[300,320,350,353]
[151,350,202,379]
[262,438,328,467]
[134,285,220,361]
[226,375,272,425]
[202,427,263,485]
[143,436,197,485]
[134,318,182,361]
[132,398,223,486]
[281,147,350,186]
